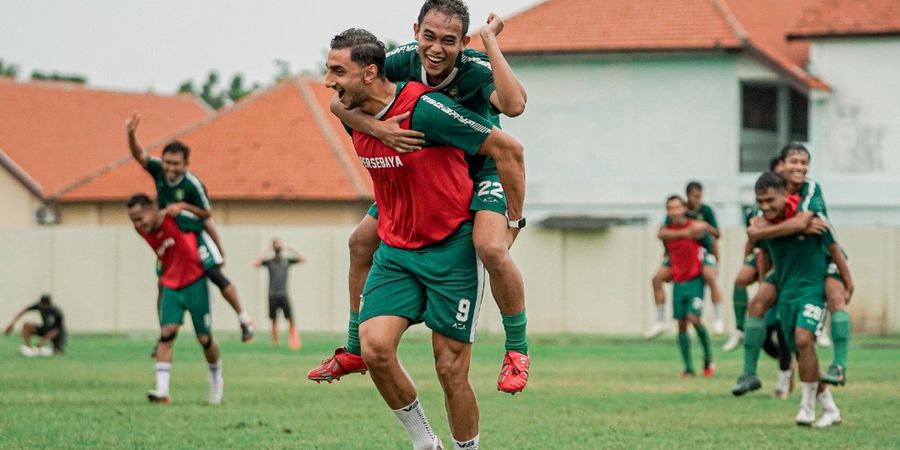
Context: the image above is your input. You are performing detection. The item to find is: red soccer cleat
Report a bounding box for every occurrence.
[703,361,716,378]
[307,347,368,382]
[497,351,530,394]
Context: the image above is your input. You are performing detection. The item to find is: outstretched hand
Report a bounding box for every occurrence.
[126,112,141,135]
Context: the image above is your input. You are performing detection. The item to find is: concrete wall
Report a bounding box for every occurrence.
[806,37,900,225]
[0,167,40,227]
[1,225,895,335]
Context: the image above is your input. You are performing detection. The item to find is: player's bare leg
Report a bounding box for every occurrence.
[822,277,850,385]
[361,316,442,449]
[794,327,831,426]
[307,215,376,381]
[473,210,529,394]
[288,317,301,350]
[703,265,725,334]
[645,266,672,339]
[433,331,479,447]
[270,318,280,347]
[216,282,254,342]
[198,334,224,405]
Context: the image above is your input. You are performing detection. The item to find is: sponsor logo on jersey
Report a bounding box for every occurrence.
[420,95,491,135]
[155,237,176,257]
[359,155,404,169]
[175,189,185,201]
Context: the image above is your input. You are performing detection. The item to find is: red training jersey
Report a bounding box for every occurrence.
[664,219,704,282]
[352,82,473,249]
[136,216,204,289]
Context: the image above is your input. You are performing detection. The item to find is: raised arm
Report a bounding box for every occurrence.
[481,14,527,117]
[283,245,306,264]
[125,112,149,168]
[747,211,816,241]
[828,243,854,303]
[330,97,425,153]
[4,307,29,335]
[477,127,524,221]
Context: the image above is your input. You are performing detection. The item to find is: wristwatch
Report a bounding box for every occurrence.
[507,217,526,229]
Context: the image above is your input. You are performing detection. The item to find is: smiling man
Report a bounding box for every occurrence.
[324,28,524,449]
[310,0,532,395]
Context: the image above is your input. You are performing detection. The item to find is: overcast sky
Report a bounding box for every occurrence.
[0,0,542,94]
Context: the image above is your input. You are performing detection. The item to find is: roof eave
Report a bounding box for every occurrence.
[0,148,46,200]
[787,30,900,41]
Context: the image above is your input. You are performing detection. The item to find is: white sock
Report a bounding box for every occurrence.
[800,382,818,408]
[817,387,839,413]
[155,362,171,395]
[209,360,223,385]
[777,369,792,390]
[453,434,479,449]
[713,304,723,321]
[238,311,251,325]
[655,305,666,322]
[392,398,439,450]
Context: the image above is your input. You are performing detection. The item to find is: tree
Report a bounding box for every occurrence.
[0,58,19,78]
[31,70,87,84]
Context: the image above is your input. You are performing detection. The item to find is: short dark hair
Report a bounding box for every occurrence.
[666,195,685,207]
[330,28,386,77]
[780,142,809,161]
[768,156,783,172]
[39,294,51,305]
[126,193,154,209]
[162,141,190,161]
[754,172,788,193]
[685,181,703,194]
[418,0,471,36]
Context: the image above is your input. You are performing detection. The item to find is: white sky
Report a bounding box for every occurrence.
[0,0,542,94]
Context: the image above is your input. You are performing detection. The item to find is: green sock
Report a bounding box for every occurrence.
[345,310,361,355]
[678,332,694,372]
[742,316,766,376]
[831,310,851,368]
[733,287,748,330]
[502,310,528,354]
[695,324,712,360]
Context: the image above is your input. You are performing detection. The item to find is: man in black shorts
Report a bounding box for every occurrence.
[254,238,305,349]
[5,294,66,356]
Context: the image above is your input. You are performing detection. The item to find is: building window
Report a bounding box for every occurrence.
[739,83,808,173]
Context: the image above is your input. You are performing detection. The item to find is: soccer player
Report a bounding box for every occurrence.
[752,172,847,427]
[308,0,531,394]
[127,193,224,405]
[4,294,66,357]
[254,238,305,349]
[646,181,724,338]
[126,114,254,343]
[661,195,715,378]
[324,28,525,449]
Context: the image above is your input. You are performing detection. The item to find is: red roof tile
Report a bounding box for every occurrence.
[789,0,900,39]
[62,77,373,202]
[469,0,829,91]
[0,79,210,198]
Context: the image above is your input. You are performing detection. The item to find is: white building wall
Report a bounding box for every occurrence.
[502,52,747,226]
[807,37,900,225]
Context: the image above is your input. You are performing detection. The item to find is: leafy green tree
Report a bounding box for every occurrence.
[0,58,19,78]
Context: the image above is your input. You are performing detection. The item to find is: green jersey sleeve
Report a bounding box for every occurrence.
[384,42,419,83]
[183,173,212,210]
[410,92,493,156]
[175,211,205,233]
[145,157,164,179]
[798,180,826,214]
[700,204,719,230]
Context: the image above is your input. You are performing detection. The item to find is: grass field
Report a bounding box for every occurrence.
[2,331,899,449]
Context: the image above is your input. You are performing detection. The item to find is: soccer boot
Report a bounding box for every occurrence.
[307,347,368,382]
[240,321,255,343]
[643,322,668,340]
[722,330,743,352]
[208,381,224,405]
[821,363,846,386]
[795,402,816,426]
[731,374,762,396]
[703,360,716,378]
[497,351,530,394]
[147,390,172,404]
[37,346,53,357]
[19,345,36,358]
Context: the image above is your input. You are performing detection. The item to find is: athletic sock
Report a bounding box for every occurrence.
[208,360,223,385]
[392,398,439,450]
[453,434,479,449]
[155,362,171,395]
[678,332,694,373]
[831,310,851,368]
[501,310,528,354]
[713,304,723,322]
[800,382,818,409]
[695,324,712,361]
[742,316,766,376]
[346,310,361,355]
[655,305,666,323]
[817,387,839,412]
[733,287,748,330]
[777,369,793,392]
[238,311,251,325]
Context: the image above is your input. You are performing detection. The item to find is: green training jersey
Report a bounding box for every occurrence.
[762,230,835,301]
[797,178,827,216]
[145,156,211,211]
[385,42,499,176]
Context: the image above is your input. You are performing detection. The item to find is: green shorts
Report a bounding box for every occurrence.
[763,269,777,285]
[367,202,378,219]
[359,222,484,343]
[826,262,845,283]
[672,277,705,319]
[764,305,781,326]
[471,173,507,215]
[160,277,212,337]
[743,251,757,268]
[778,293,826,353]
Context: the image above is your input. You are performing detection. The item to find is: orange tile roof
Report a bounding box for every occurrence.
[469,0,829,91]
[0,79,210,199]
[62,77,373,202]
[789,0,900,39]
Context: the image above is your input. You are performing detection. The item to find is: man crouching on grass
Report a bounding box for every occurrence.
[128,193,224,405]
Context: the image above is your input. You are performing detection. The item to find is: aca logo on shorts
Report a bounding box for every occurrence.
[451,322,467,331]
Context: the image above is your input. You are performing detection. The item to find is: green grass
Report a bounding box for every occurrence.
[1,332,899,449]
